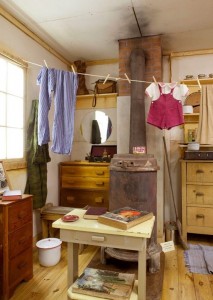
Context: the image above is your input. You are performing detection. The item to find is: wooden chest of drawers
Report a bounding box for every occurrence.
[181,160,213,241]
[59,161,110,208]
[0,195,33,300]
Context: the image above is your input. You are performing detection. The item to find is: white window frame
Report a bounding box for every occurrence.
[0,54,26,160]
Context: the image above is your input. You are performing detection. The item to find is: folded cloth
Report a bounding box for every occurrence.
[184,244,213,274]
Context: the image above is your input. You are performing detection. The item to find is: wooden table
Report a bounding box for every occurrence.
[52,209,155,300]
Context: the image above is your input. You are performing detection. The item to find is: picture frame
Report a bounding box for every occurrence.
[0,161,9,195]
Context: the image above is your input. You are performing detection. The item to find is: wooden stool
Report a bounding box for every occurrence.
[40,203,86,254]
[40,203,74,238]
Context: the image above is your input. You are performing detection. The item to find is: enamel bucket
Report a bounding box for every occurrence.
[36,238,62,267]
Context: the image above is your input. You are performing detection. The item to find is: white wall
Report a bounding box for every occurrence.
[0,16,71,236]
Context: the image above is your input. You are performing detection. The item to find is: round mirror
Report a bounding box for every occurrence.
[81,111,112,144]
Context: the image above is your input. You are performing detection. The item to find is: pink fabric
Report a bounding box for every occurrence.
[147,84,184,130]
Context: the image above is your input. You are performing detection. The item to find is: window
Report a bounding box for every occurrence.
[0,56,25,159]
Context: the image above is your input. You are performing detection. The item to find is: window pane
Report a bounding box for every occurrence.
[0,58,7,92]
[0,93,6,126]
[8,63,24,97]
[0,127,6,159]
[7,128,23,159]
[7,95,23,128]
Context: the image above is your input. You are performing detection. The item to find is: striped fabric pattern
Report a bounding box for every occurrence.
[37,67,78,154]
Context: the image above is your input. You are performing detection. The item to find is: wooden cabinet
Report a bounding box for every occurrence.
[181,160,213,241]
[59,161,110,208]
[0,195,33,300]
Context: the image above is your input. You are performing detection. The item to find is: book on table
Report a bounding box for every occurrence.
[97,206,153,230]
[83,206,108,220]
[71,267,135,300]
[2,189,22,200]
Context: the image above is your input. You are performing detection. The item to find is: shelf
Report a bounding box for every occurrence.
[179,144,213,148]
[76,93,117,109]
[181,78,213,85]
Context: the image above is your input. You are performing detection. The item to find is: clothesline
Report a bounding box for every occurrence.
[23,59,201,87]
[23,59,153,84]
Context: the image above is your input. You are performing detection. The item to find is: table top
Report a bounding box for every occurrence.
[52,209,155,238]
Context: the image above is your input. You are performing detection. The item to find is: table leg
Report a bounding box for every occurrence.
[67,242,79,287]
[138,239,146,300]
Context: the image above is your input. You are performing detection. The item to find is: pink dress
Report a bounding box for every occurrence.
[147,84,184,130]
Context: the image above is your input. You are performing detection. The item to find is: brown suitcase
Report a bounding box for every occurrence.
[184,151,213,160]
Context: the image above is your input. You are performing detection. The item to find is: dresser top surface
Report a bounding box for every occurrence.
[59,160,110,166]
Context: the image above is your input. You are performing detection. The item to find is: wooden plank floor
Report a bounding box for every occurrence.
[10,234,213,300]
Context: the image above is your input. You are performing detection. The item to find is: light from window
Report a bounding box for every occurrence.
[0,56,24,159]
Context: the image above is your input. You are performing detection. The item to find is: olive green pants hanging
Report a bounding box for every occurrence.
[24,100,51,209]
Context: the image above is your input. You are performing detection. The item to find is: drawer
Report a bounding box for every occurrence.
[187,185,213,205]
[8,199,32,232]
[187,207,213,227]
[61,166,109,178]
[9,223,32,258]
[187,163,213,183]
[61,176,109,189]
[60,189,109,208]
[9,248,33,287]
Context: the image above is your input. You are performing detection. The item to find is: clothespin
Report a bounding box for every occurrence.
[124,73,131,84]
[103,74,110,84]
[153,76,157,84]
[44,60,48,68]
[71,65,76,74]
[197,77,202,90]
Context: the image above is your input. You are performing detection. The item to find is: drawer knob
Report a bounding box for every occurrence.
[196,214,204,219]
[18,261,27,269]
[18,211,25,219]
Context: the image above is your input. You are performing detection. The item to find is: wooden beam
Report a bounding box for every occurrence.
[86,58,118,66]
[0,47,28,67]
[170,49,213,57]
[0,5,72,67]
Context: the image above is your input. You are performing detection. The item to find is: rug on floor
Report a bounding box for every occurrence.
[87,249,165,300]
[184,244,213,274]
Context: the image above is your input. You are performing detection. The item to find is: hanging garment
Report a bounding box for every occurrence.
[196,85,213,144]
[51,69,78,154]
[37,67,55,145]
[24,100,51,209]
[37,67,78,154]
[91,120,101,144]
[146,83,188,130]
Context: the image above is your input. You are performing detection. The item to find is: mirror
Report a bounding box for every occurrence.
[81,111,112,144]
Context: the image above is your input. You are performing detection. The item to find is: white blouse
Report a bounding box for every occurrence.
[145,82,189,103]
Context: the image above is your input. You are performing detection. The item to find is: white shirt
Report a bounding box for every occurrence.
[145,82,189,104]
